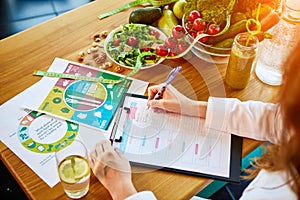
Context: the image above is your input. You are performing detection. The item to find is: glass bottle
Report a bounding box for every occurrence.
[225,32,259,89]
[255,0,300,86]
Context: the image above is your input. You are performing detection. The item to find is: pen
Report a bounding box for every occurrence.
[154,66,182,100]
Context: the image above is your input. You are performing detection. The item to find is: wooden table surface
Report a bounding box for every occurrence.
[0,0,280,199]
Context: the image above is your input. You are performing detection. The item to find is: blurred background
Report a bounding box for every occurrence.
[0,0,93,39]
[0,0,92,198]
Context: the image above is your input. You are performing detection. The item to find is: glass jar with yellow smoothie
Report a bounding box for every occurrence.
[225,32,259,89]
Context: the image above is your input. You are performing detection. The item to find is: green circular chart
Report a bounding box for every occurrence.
[18,111,79,153]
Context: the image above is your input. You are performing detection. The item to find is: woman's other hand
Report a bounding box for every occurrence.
[89,140,137,200]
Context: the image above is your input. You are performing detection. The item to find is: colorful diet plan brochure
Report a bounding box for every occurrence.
[24,58,149,131]
[0,58,148,187]
[111,94,242,183]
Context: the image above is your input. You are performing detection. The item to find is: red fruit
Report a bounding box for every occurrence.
[185,22,193,32]
[172,25,185,39]
[156,44,168,56]
[188,10,201,24]
[113,38,121,46]
[145,55,157,60]
[197,30,208,43]
[141,46,151,52]
[190,31,197,39]
[178,41,189,53]
[165,37,178,49]
[127,36,137,46]
[193,18,206,31]
[207,24,221,35]
[168,50,182,62]
[150,29,160,39]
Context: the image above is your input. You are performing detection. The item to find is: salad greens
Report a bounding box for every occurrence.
[106,24,165,68]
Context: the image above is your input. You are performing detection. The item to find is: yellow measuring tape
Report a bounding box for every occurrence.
[33,70,123,84]
[98,0,178,19]
[32,52,150,84]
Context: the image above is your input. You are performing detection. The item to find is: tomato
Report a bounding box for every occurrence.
[172,25,185,39]
[188,10,201,23]
[113,38,121,46]
[189,31,197,39]
[197,30,208,43]
[155,44,169,56]
[207,24,221,35]
[165,36,178,49]
[168,50,182,62]
[141,46,151,52]
[193,18,206,31]
[177,41,189,53]
[185,22,193,32]
[145,55,157,60]
[150,29,160,39]
[127,36,138,46]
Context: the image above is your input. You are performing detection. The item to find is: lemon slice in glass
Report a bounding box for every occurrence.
[58,155,90,184]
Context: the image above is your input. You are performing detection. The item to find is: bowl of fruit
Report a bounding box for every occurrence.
[104,23,167,69]
[181,0,280,64]
[182,9,233,64]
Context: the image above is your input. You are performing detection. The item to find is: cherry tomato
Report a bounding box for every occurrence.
[155,44,168,56]
[177,41,189,53]
[150,29,160,39]
[188,10,201,24]
[185,22,193,32]
[168,50,182,62]
[165,37,178,49]
[207,24,221,35]
[193,18,206,31]
[189,31,197,39]
[113,38,121,46]
[172,25,185,39]
[127,36,137,46]
[197,30,208,43]
[141,46,151,52]
[145,55,157,60]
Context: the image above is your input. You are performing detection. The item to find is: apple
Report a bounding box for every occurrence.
[173,0,186,19]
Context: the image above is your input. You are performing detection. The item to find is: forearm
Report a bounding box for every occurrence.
[205,97,282,143]
[187,101,207,118]
[185,100,207,118]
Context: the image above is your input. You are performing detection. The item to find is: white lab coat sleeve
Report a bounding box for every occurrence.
[205,97,283,144]
[125,191,157,200]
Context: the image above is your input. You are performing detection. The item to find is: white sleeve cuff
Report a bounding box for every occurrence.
[205,97,233,133]
[125,191,157,200]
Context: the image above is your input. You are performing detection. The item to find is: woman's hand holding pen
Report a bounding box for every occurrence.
[89,141,137,200]
[147,85,207,118]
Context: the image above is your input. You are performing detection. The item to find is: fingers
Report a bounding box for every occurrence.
[90,140,125,164]
[89,141,108,164]
[89,140,115,178]
[147,85,161,100]
[114,148,127,161]
[102,140,114,152]
[148,99,164,110]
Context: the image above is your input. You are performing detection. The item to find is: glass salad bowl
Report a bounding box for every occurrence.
[104,24,167,69]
